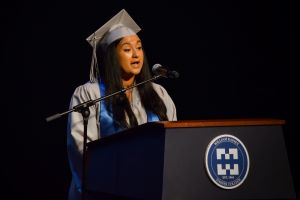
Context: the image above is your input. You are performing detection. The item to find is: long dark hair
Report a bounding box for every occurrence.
[98,38,168,128]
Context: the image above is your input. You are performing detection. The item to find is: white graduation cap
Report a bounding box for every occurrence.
[86,9,141,82]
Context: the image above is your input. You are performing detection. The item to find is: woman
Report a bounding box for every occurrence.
[67,9,177,200]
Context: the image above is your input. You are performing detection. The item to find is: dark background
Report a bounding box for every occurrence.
[2,0,298,199]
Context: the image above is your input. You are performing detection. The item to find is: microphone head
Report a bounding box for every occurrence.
[152,63,179,79]
[152,63,162,73]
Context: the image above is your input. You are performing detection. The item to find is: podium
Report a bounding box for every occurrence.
[86,119,296,200]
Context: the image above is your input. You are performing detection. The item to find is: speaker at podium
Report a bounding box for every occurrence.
[85,119,296,200]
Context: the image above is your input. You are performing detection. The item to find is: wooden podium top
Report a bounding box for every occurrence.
[87,118,285,148]
[155,118,285,128]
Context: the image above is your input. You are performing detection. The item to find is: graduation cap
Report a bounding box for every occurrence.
[87,9,141,82]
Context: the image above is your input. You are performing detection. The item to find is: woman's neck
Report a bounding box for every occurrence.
[122,76,135,89]
[122,76,135,103]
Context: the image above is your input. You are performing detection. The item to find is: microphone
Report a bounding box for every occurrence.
[152,64,180,79]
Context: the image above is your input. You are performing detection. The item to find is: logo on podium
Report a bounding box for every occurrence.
[205,134,250,189]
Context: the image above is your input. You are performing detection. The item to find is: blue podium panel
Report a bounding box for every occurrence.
[162,125,295,199]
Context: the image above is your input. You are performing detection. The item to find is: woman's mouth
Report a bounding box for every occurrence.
[131,61,140,67]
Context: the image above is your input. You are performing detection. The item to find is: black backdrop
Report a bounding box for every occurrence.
[2,1,298,199]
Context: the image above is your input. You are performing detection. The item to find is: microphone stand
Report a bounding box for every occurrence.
[46,74,163,200]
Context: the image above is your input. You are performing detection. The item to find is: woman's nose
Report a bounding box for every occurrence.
[132,49,138,58]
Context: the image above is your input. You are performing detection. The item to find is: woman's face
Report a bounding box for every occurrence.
[116,35,144,79]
